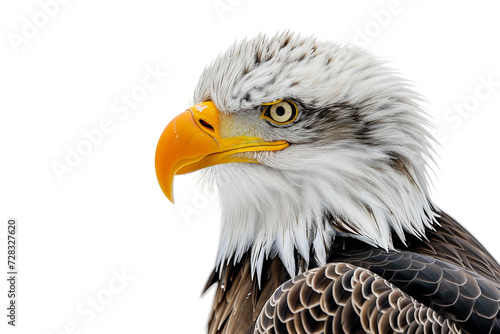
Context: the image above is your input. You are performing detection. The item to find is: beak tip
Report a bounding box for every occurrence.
[167,194,175,205]
[157,182,175,204]
[157,176,176,205]
[155,163,176,205]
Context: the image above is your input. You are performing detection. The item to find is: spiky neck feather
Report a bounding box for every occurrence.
[194,32,438,283]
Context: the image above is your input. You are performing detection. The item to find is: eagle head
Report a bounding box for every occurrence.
[155,32,436,281]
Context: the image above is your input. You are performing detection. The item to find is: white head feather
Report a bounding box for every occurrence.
[193,32,437,283]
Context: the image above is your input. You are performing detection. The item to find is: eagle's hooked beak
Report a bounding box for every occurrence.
[155,101,289,203]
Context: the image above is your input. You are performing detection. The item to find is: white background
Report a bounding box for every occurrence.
[1,0,499,333]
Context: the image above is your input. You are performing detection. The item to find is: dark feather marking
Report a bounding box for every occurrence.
[242,92,251,104]
[255,50,262,64]
[297,102,366,144]
[281,35,291,49]
[387,151,420,189]
[323,210,363,236]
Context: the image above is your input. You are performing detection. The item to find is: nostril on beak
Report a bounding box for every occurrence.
[199,119,215,131]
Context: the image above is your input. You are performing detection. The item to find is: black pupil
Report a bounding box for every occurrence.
[275,106,286,117]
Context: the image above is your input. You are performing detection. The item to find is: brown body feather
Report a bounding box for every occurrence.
[204,211,500,333]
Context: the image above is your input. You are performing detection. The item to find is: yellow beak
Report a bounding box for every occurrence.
[155,101,289,203]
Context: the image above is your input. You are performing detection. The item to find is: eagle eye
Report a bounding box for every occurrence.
[261,100,298,125]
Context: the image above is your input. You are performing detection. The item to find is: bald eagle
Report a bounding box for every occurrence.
[155,33,500,333]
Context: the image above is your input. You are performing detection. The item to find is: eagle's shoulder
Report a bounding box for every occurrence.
[399,210,500,282]
[205,212,500,333]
